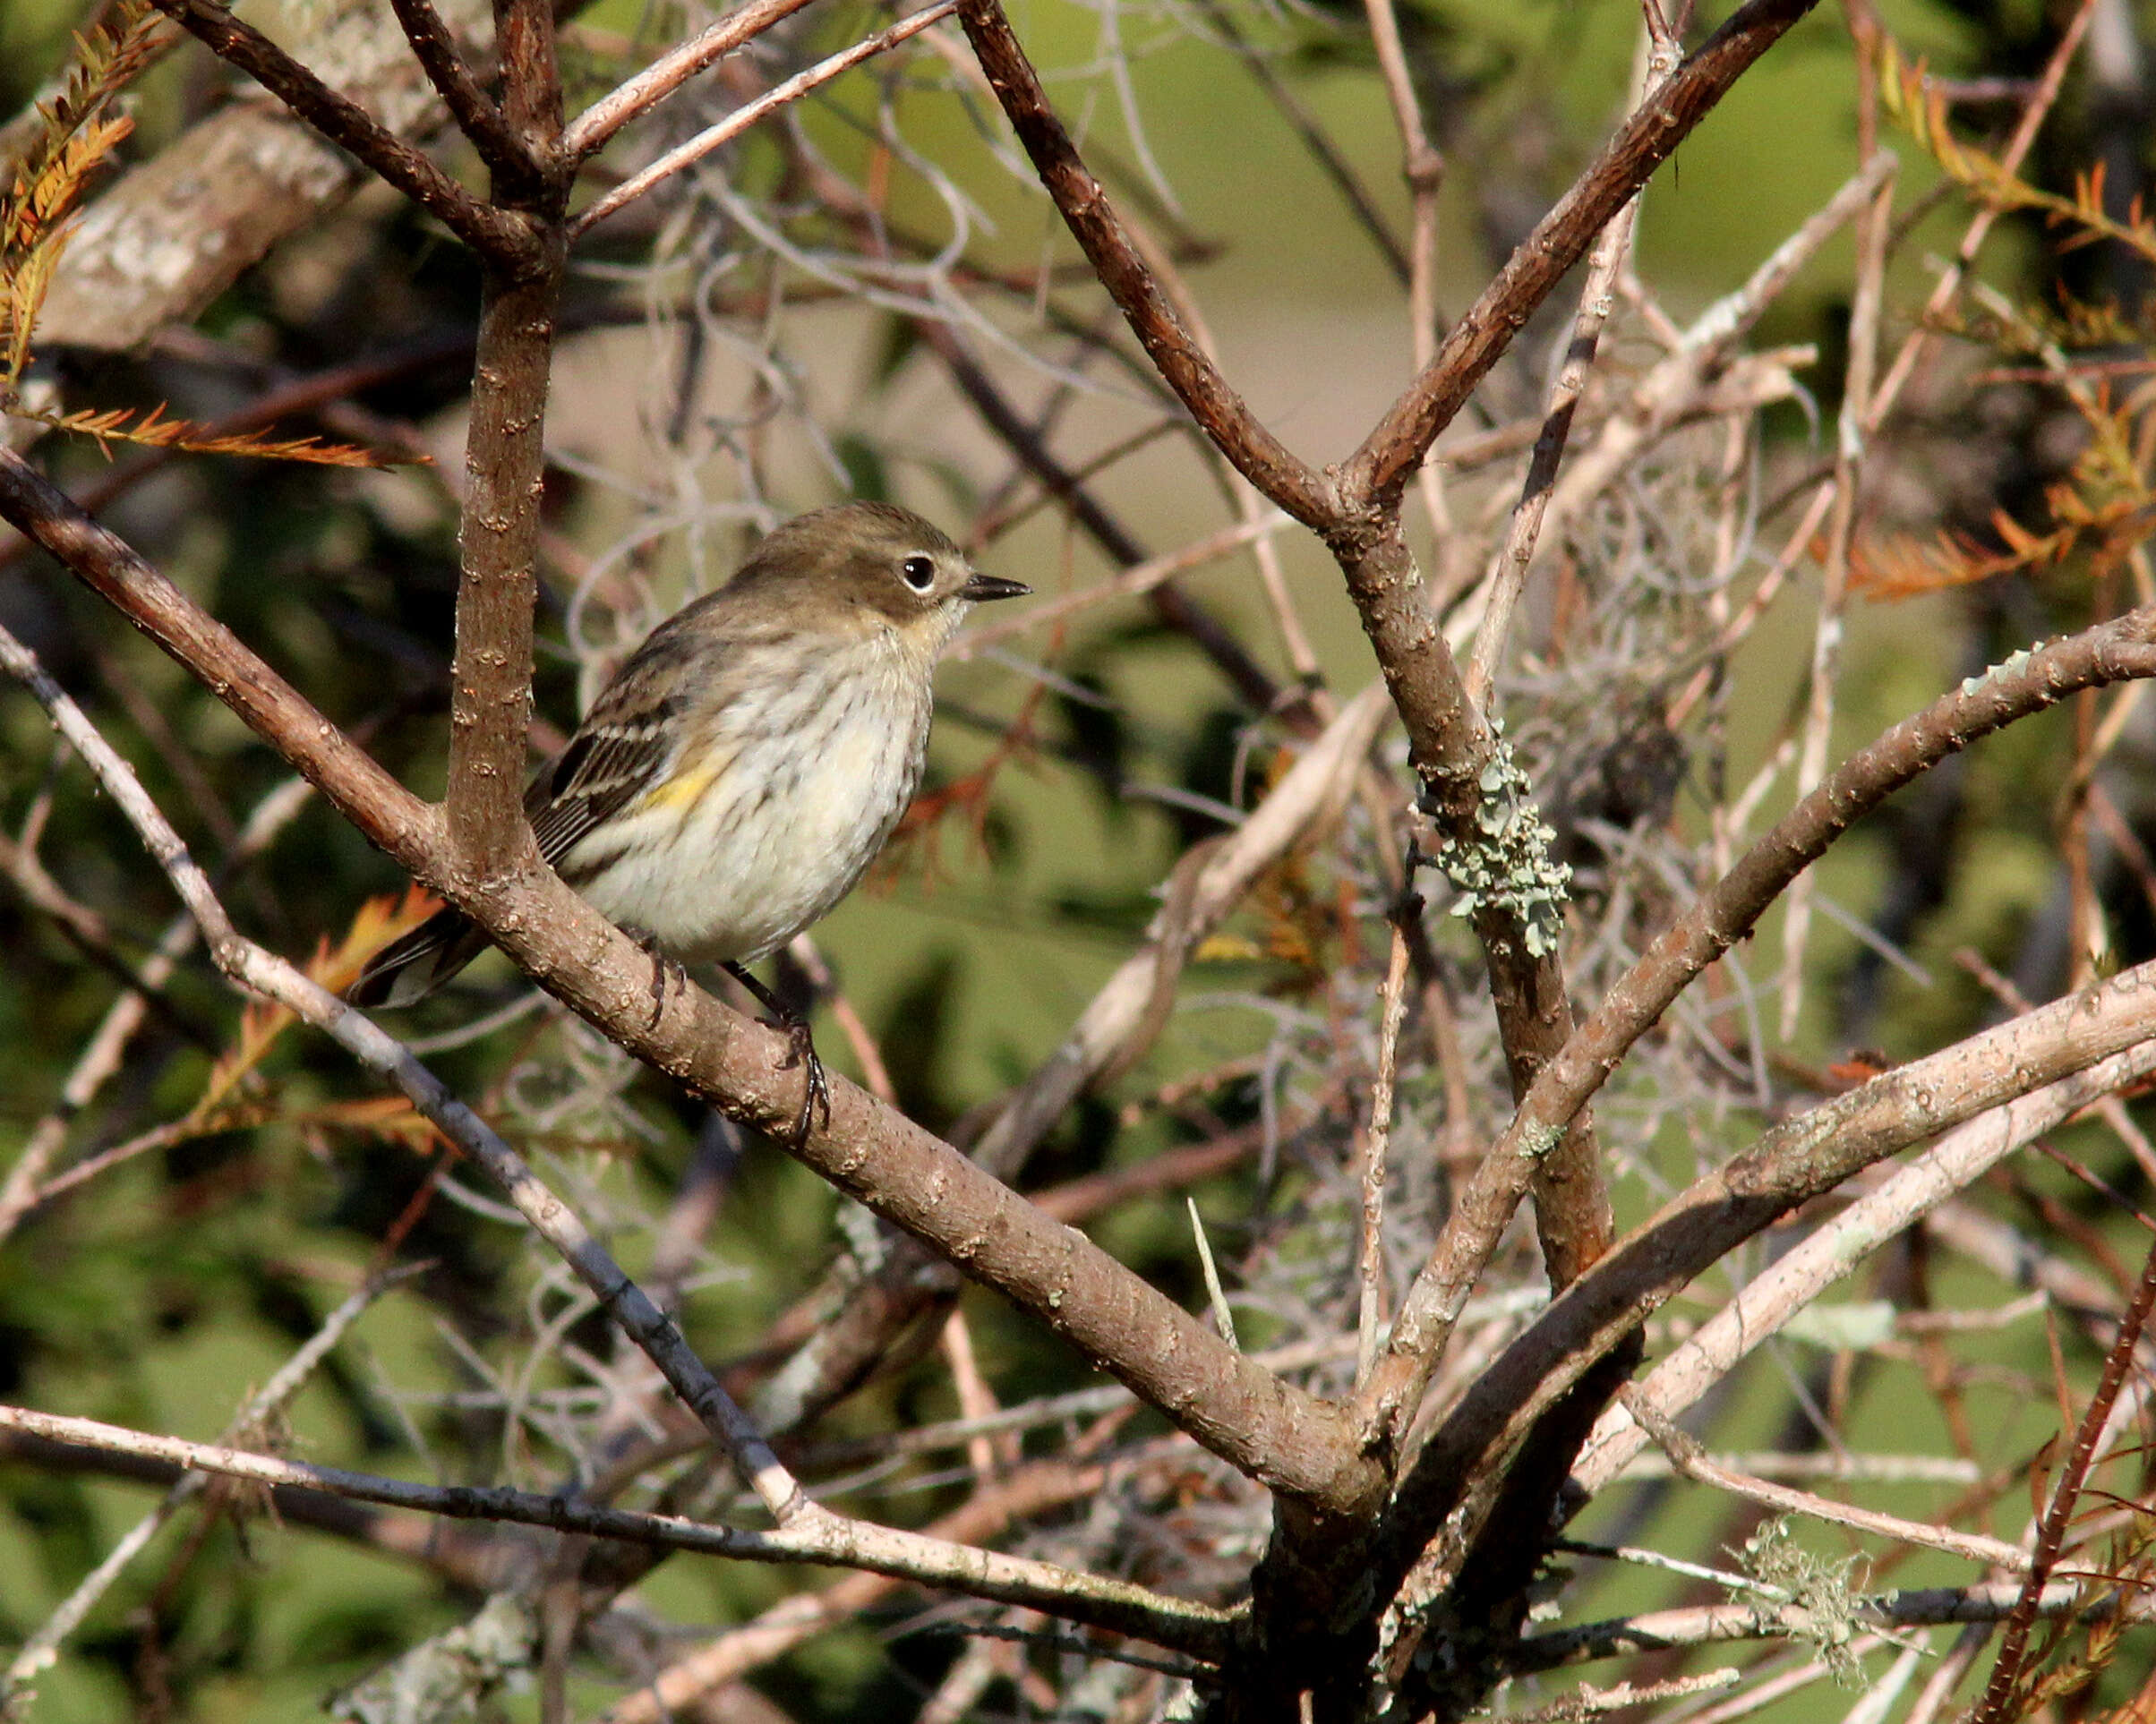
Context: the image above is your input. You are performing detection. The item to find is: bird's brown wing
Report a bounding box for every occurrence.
[524,588,760,868]
[525,695,682,867]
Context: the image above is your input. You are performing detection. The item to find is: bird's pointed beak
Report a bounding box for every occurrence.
[961,573,1030,602]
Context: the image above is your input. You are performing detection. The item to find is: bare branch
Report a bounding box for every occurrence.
[1342,0,1823,509]
[1364,608,2156,1441]
[954,0,1339,528]
[966,683,1391,1177]
[1,1265,423,1702]
[561,0,822,160]
[440,264,560,880]
[573,3,960,236]
[385,0,534,185]
[1618,1388,2031,1571]
[1972,1224,2156,1721]
[1510,1582,2156,1675]
[1570,1034,2156,1495]
[0,1404,1232,1658]
[142,0,536,263]
[598,1461,1118,1724]
[1356,917,1412,1390]
[1390,948,2156,1575]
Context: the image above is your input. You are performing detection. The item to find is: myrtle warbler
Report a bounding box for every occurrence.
[349,500,1028,1135]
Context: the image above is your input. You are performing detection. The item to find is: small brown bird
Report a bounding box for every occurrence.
[350,501,1028,1137]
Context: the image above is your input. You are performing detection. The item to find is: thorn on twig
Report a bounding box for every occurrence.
[1187,1198,1239,1351]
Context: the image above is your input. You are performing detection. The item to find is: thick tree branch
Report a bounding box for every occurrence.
[0,449,1376,1516]
[442,261,562,878]
[1362,610,2156,1442]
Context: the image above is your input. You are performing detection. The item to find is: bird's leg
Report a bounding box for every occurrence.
[723,961,831,1146]
[623,927,687,1028]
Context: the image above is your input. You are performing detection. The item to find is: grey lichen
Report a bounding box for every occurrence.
[1424,723,1572,958]
[1735,1518,1866,1686]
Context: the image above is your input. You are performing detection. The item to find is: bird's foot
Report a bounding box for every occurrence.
[627,928,688,1028]
[724,962,831,1147]
[780,1020,832,1148]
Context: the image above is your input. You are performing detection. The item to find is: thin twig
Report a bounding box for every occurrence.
[1775,42,1893,1036]
[1461,15,1673,706]
[1343,0,1824,509]
[1,1265,424,1700]
[0,1404,1231,1659]
[141,0,535,262]
[1356,913,1413,1391]
[1620,1387,2031,1570]
[561,0,823,158]
[571,2,962,236]
[946,517,1287,660]
[1970,1224,2156,1721]
[1509,1580,2154,1673]
[1867,0,2102,425]
[1570,1030,2156,1495]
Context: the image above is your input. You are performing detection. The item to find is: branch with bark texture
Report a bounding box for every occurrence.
[0,1404,1231,1658]
[1386,947,2156,1575]
[0,446,1377,1515]
[1363,609,2156,1445]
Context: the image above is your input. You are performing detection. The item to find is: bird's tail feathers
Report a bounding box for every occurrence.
[347,909,492,1008]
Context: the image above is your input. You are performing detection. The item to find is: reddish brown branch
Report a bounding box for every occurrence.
[1970,1225,2156,1722]
[385,0,535,188]
[954,0,1339,530]
[441,263,562,882]
[1341,0,1824,508]
[142,0,536,265]
[492,0,563,162]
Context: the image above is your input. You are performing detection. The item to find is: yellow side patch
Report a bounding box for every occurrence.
[640,759,724,811]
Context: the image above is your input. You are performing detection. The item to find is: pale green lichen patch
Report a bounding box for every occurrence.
[1737,1519,1866,1686]
[1427,724,1572,958]
[1961,644,2034,698]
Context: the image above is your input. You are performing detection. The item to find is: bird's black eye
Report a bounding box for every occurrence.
[900,554,937,592]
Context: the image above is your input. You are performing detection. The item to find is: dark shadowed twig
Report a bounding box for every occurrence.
[1969,1225,2156,1721]
[142,0,535,261]
[385,0,530,184]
